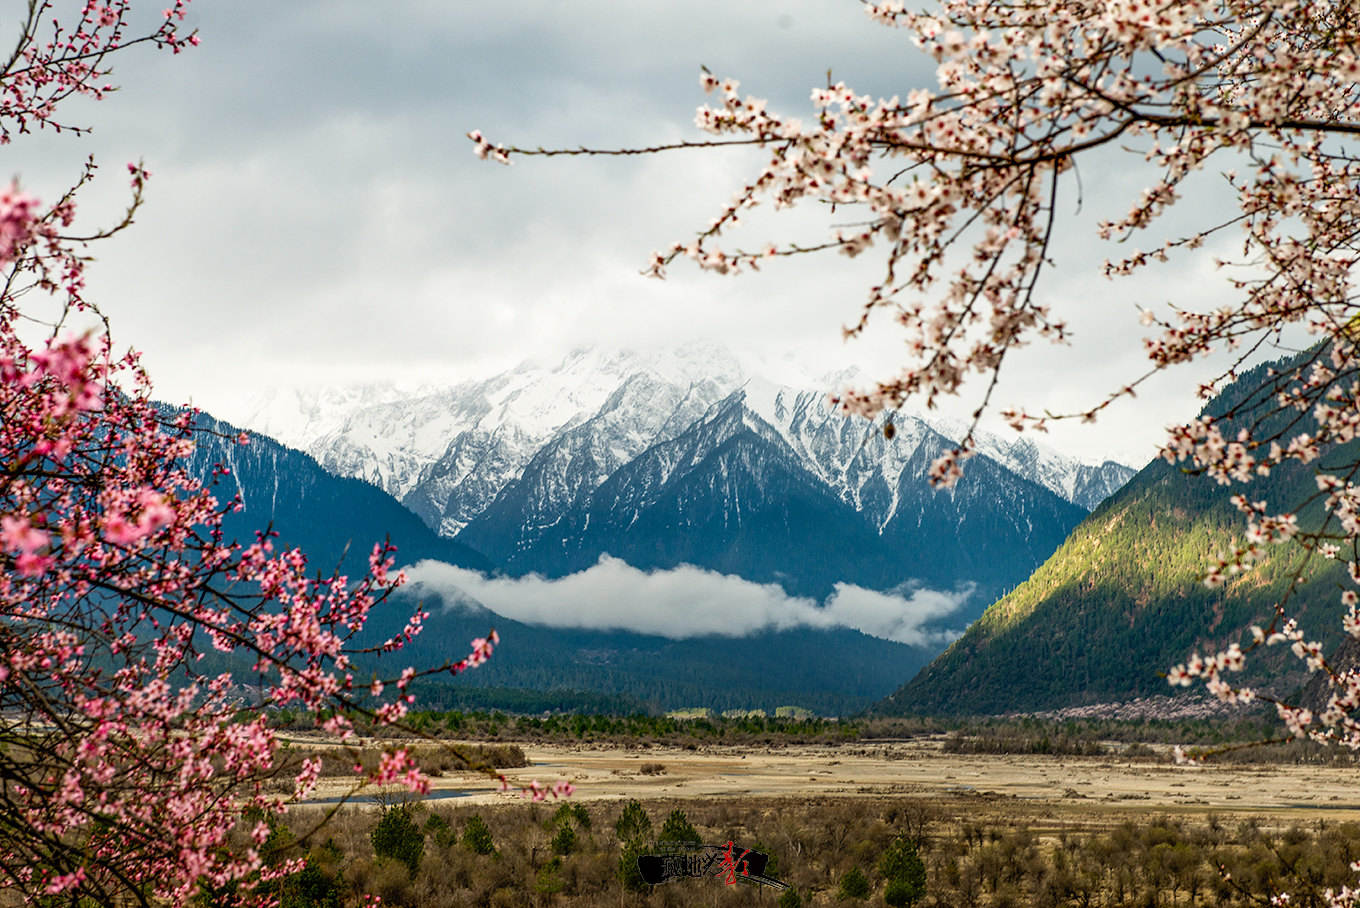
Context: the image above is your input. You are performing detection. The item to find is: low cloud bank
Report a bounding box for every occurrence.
[403,556,970,647]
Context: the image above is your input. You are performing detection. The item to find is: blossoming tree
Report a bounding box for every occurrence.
[0,3,569,906]
[474,0,1360,825]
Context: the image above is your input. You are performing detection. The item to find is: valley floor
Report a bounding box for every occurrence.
[309,736,1360,821]
[277,736,1360,908]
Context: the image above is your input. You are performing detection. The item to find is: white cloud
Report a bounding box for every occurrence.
[402,556,970,647]
[820,583,971,648]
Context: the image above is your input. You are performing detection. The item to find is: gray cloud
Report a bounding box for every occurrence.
[403,556,970,647]
[2,0,1267,469]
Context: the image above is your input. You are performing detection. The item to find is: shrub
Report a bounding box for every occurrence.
[535,857,565,896]
[369,859,415,908]
[274,859,343,908]
[371,806,425,877]
[554,801,591,830]
[751,840,779,879]
[425,813,457,849]
[779,887,802,908]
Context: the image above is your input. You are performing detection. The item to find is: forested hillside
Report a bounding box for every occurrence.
[183,411,494,578]
[880,356,1352,716]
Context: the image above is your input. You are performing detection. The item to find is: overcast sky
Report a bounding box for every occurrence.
[6,0,1273,465]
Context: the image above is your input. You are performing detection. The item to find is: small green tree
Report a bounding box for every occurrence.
[657,808,702,845]
[370,806,424,877]
[424,814,457,849]
[618,839,651,893]
[551,823,577,855]
[555,802,591,830]
[615,800,654,894]
[615,800,652,843]
[274,858,343,908]
[752,839,779,879]
[462,814,497,855]
[880,835,927,908]
[836,867,871,901]
[778,887,802,908]
[886,877,925,908]
[535,857,565,898]
[250,827,344,908]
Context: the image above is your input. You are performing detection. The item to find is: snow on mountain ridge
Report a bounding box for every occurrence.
[734,377,933,530]
[926,416,1140,512]
[237,344,1136,539]
[238,383,416,452]
[392,347,752,537]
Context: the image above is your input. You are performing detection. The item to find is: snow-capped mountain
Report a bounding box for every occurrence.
[238,383,418,453]
[215,348,1149,711]
[458,383,1087,601]
[928,417,1137,512]
[239,344,750,536]
[402,351,742,537]
[238,345,1136,545]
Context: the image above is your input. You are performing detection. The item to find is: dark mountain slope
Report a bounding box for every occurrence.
[878,358,1351,716]
[165,408,924,713]
[877,432,1086,597]
[182,413,494,578]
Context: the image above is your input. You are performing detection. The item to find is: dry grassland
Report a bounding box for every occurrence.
[304,735,1360,824]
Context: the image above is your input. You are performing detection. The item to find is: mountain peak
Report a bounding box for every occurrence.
[237,344,1135,540]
